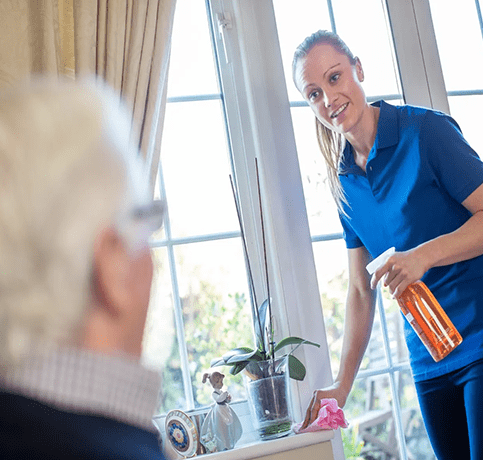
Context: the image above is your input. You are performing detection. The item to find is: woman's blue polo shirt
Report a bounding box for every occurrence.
[339,100,483,382]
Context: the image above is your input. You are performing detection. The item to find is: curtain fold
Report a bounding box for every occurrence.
[0,0,176,190]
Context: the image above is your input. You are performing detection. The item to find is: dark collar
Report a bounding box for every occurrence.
[372,100,399,149]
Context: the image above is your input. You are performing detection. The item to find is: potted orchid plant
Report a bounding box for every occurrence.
[210,297,320,381]
[210,160,320,440]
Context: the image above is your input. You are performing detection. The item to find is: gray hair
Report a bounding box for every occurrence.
[0,78,152,369]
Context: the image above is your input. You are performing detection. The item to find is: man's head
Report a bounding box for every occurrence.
[0,79,162,369]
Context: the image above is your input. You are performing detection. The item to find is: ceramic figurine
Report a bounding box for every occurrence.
[200,371,242,453]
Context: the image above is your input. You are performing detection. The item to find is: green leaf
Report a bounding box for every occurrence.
[210,357,226,368]
[274,336,320,353]
[222,347,253,362]
[211,346,254,368]
[288,354,306,381]
[255,298,273,355]
[226,349,261,363]
[230,362,248,375]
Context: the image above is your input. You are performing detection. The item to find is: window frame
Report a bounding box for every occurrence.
[152,1,482,458]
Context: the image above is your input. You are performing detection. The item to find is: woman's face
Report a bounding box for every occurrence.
[295,43,366,135]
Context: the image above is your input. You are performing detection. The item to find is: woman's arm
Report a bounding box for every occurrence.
[302,246,376,428]
[371,183,483,298]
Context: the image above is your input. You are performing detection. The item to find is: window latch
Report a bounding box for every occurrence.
[216,12,232,64]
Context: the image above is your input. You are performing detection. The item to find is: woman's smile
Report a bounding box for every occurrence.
[330,102,349,119]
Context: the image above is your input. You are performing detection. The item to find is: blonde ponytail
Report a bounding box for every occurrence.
[315,118,348,215]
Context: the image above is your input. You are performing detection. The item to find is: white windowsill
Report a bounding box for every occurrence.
[200,430,334,460]
[155,401,335,459]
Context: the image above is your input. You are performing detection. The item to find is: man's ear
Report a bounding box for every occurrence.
[91,226,130,316]
[355,57,364,82]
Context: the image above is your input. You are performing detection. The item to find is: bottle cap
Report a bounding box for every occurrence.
[366,247,395,275]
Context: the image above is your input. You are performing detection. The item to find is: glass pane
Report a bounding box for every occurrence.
[160,99,239,238]
[364,309,387,372]
[142,248,183,413]
[274,0,402,102]
[174,238,253,408]
[397,370,437,459]
[312,239,347,380]
[313,240,390,380]
[272,0,332,101]
[429,0,483,92]
[167,0,219,97]
[332,0,402,99]
[429,0,483,164]
[291,106,343,236]
[380,287,410,366]
[344,375,400,459]
[448,94,483,159]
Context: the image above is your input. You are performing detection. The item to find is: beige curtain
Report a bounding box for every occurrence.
[0,0,177,189]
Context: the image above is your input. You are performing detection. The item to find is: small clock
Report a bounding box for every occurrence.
[165,409,199,458]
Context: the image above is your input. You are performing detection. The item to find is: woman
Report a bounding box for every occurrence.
[293,30,483,459]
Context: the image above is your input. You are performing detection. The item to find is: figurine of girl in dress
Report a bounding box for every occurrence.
[200,371,243,453]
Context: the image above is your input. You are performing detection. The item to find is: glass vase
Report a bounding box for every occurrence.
[244,356,293,440]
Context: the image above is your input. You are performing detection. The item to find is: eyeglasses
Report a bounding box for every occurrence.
[129,199,165,234]
[116,199,165,251]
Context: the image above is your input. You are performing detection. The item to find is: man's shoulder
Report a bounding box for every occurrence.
[0,392,167,459]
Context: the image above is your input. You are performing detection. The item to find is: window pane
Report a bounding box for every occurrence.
[344,375,400,458]
[160,99,239,238]
[274,0,402,102]
[312,240,347,380]
[429,0,483,92]
[272,0,332,101]
[448,94,483,158]
[332,0,402,99]
[173,238,252,408]
[313,240,390,379]
[397,370,436,460]
[429,0,483,156]
[380,288,410,366]
[167,0,219,97]
[291,106,342,236]
[142,248,183,413]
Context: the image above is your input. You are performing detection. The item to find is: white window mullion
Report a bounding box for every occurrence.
[207,0,268,309]
[385,0,449,112]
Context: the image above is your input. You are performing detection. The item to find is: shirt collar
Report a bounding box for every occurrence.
[372,99,399,149]
[0,347,161,432]
[340,100,400,175]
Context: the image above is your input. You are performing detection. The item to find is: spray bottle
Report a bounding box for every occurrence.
[366,247,462,362]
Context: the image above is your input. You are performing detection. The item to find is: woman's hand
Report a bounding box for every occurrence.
[370,248,429,298]
[301,382,349,430]
[300,247,375,430]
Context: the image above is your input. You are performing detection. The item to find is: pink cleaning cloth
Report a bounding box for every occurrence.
[292,398,349,434]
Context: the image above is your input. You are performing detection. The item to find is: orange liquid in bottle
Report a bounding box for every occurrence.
[398,281,462,362]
